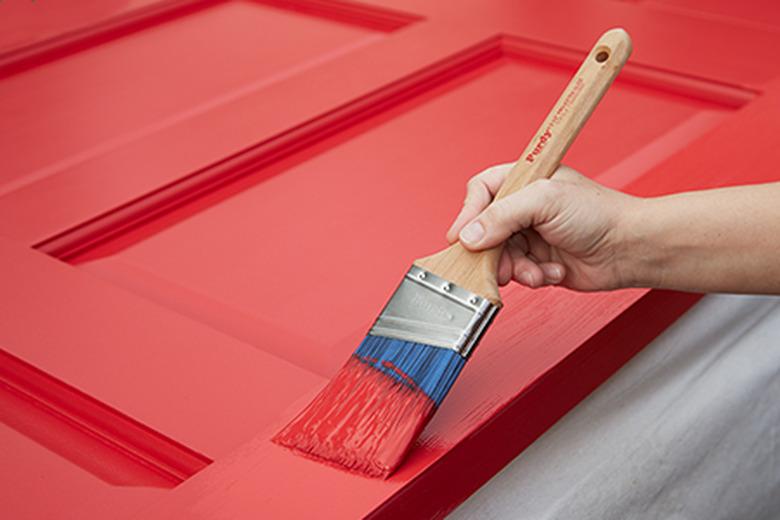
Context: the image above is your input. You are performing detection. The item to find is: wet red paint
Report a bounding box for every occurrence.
[380,360,420,389]
[273,356,434,479]
[357,354,420,389]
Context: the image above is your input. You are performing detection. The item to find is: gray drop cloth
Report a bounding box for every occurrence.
[450,294,780,520]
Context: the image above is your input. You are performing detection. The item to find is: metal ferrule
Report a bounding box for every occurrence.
[368,265,500,359]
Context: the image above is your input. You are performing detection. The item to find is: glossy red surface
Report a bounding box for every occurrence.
[2,1,780,518]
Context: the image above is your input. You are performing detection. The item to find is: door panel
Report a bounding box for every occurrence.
[0,0,415,195]
[2,1,780,518]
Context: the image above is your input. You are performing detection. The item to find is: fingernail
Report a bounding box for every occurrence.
[520,272,535,287]
[459,221,485,245]
[548,266,562,281]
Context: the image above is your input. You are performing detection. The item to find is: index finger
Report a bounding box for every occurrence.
[446,162,514,243]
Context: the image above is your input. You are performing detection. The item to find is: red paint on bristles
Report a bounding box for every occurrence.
[272,356,435,478]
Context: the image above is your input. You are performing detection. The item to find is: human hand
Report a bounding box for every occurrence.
[446,163,641,291]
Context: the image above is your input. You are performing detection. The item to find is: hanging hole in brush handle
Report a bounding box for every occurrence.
[493,28,633,200]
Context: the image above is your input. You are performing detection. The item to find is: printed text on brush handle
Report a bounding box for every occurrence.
[494,28,633,200]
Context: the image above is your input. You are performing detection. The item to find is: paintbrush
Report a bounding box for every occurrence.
[273,28,633,478]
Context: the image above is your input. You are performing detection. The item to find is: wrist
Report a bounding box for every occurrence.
[614,196,667,289]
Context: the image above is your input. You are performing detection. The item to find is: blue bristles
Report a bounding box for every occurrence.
[354,335,466,406]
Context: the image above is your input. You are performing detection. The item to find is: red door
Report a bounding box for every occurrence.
[2,1,780,518]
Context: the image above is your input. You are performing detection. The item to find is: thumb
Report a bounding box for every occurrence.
[458,180,556,250]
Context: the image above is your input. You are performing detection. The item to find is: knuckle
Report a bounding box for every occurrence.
[554,165,586,185]
[553,164,576,177]
[464,176,489,206]
[466,176,482,191]
[463,178,478,197]
[530,178,562,202]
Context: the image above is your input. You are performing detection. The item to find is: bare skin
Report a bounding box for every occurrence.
[447,163,780,294]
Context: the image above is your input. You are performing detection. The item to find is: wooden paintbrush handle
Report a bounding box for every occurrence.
[415,28,632,305]
[494,28,632,199]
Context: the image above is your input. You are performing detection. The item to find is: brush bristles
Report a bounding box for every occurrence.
[272,336,466,478]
